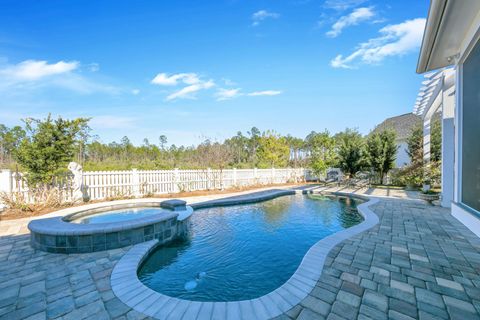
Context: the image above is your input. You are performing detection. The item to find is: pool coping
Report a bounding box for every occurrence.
[28,200,184,236]
[110,189,380,320]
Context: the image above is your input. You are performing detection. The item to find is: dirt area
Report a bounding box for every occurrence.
[0,183,309,221]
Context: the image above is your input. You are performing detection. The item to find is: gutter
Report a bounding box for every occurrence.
[417,0,448,73]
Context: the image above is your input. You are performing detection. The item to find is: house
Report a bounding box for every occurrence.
[415,0,480,236]
[371,113,421,168]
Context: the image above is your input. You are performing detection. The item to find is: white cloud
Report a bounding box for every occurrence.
[252,10,280,26]
[151,72,215,101]
[215,88,242,101]
[0,60,78,81]
[152,72,281,101]
[324,0,367,11]
[166,79,215,101]
[247,90,282,96]
[326,7,375,38]
[151,72,200,86]
[0,59,120,94]
[48,73,120,94]
[222,78,236,86]
[330,18,426,68]
[88,63,100,72]
[132,89,140,95]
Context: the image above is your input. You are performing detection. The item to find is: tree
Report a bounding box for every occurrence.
[401,120,442,188]
[14,116,90,186]
[367,130,397,184]
[257,131,290,168]
[430,120,441,162]
[336,128,366,178]
[0,124,26,166]
[247,127,261,165]
[120,136,131,148]
[195,139,232,169]
[159,135,168,150]
[76,122,92,165]
[305,130,336,179]
[285,135,305,168]
[224,131,249,167]
[407,120,441,164]
[407,125,423,164]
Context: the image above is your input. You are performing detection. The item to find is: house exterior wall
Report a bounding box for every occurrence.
[396,140,410,168]
[416,1,480,236]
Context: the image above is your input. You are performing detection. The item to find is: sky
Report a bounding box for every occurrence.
[0,0,430,147]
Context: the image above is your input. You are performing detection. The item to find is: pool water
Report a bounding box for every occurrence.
[138,194,364,301]
[71,207,170,224]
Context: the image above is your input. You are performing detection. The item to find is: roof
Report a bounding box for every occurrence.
[371,113,421,141]
[417,0,480,73]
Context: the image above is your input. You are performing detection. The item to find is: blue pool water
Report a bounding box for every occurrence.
[72,207,169,224]
[138,194,363,301]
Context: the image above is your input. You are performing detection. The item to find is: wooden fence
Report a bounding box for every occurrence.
[0,168,308,203]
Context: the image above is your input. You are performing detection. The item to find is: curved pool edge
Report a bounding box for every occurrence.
[110,190,380,320]
[27,199,193,254]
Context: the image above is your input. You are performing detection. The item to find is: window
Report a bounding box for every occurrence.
[462,37,480,212]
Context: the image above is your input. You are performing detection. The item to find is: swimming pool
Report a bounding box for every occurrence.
[70,207,172,224]
[138,194,363,301]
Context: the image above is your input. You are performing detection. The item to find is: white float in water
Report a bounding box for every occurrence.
[184,280,197,291]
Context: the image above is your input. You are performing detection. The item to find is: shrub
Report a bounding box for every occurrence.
[0,187,68,212]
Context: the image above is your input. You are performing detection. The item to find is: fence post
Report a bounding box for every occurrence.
[173,168,179,193]
[0,169,12,194]
[220,170,225,190]
[0,169,12,210]
[132,169,140,197]
[233,168,237,186]
[207,168,212,190]
[254,167,258,185]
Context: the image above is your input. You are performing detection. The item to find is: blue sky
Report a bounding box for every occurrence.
[0,0,429,146]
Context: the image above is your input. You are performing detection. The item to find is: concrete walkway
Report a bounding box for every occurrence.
[0,186,479,319]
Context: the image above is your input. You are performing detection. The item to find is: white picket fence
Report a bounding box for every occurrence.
[0,168,308,204]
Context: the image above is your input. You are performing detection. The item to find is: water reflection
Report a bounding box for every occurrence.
[262,196,292,226]
[138,194,364,301]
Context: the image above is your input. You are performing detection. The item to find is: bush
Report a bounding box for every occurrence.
[0,187,68,212]
[391,162,423,188]
[14,115,90,187]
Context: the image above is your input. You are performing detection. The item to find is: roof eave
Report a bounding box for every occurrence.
[416,0,448,74]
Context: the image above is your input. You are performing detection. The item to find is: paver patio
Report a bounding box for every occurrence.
[0,187,479,320]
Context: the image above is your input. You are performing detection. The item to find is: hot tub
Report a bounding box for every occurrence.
[28,199,193,253]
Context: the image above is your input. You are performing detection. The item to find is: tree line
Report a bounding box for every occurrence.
[0,115,440,187]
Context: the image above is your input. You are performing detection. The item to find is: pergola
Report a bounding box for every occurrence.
[413,68,455,208]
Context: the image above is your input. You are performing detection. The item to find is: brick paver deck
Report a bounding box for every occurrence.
[1,190,479,319]
[285,199,480,320]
